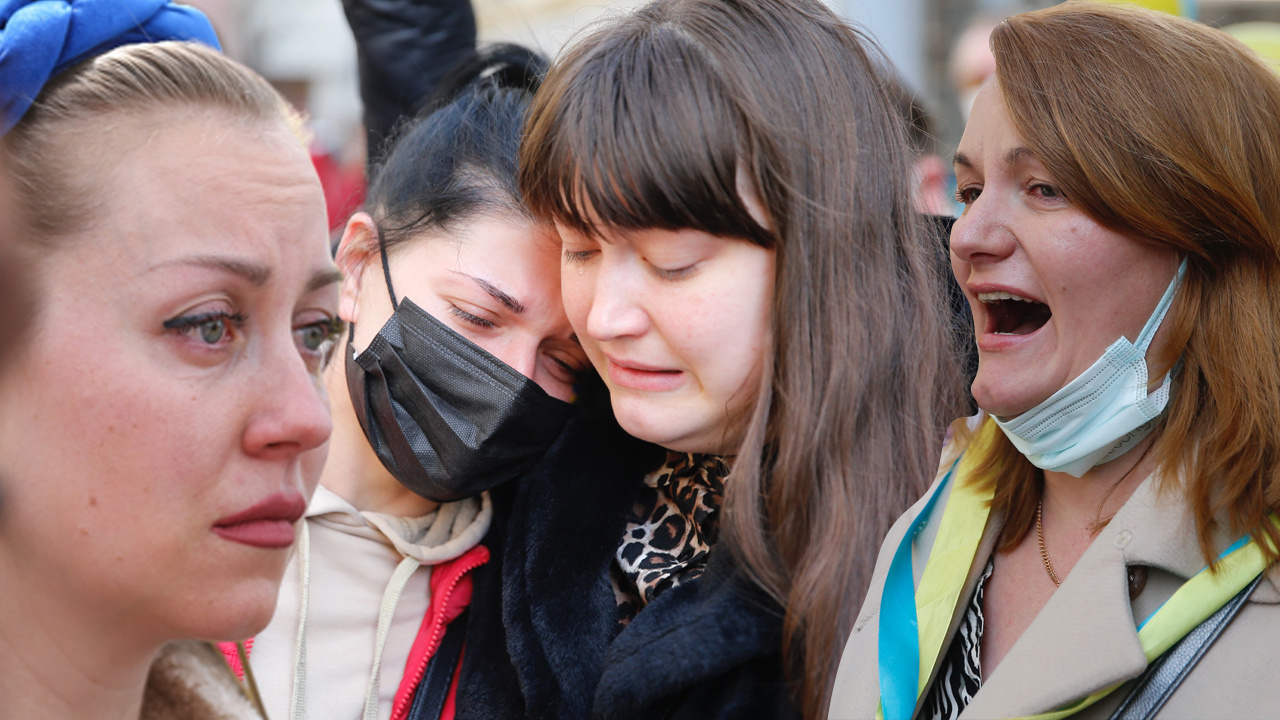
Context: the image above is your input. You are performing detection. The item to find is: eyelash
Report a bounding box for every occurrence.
[163,310,247,345]
[449,305,496,329]
[955,186,980,205]
[304,317,346,367]
[650,264,697,281]
[563,249,594,265]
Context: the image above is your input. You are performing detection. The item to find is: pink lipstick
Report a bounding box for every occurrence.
[605,355,684,392]
[212,492,308,549]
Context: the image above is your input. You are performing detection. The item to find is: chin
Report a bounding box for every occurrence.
[611,402,710,454]
[190,577,283,642]
[971,373,1038,419]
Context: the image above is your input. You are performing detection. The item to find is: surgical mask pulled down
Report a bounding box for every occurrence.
[994,259,1187,477]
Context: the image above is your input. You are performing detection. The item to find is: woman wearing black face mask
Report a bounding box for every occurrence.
[228,44,591,720]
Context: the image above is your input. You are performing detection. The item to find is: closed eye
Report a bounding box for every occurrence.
[449,305,496,329]
[648,262,698,281]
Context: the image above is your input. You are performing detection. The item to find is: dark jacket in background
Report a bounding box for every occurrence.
[341,0,477,171]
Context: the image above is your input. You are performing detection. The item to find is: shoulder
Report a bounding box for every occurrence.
[828,442,964,720]
[141,641,260,720]
[1148,564,1280,718]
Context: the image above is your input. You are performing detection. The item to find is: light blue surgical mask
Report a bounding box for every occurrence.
[993,258,1187,477]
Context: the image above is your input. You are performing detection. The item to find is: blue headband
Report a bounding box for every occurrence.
[0,0,221,135]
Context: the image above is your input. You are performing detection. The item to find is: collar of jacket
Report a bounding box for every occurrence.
[501,376,664,720]
[960,467,1280,718]
[141,641,261,720]
[499,377,788,720]
[592,548,785,720]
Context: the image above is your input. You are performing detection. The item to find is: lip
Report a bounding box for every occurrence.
[966,282,1046,305]
[967,282,1051,353]
[604,354,685,392]
[212,492,308,549]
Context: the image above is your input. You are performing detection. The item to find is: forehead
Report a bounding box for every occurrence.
[955,82,1035,168]
[79,112,327,272]
[404,215,562,296]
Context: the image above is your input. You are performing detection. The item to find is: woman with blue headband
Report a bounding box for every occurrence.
[0,3,342,718]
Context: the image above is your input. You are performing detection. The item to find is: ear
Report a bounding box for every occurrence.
[913,154,952,216]
[335,212,380,324]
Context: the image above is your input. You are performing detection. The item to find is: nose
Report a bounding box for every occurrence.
[950,195,1018,267]
[242,345,333,459]
[585,257,649,343]
[494,339,539,381]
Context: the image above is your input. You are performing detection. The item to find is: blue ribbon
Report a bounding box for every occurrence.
[0,0,220,135]
[877,459,959,720]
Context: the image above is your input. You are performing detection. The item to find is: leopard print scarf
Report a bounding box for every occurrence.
[611,452,729,622]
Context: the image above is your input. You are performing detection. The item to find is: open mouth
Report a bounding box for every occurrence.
[979,291,1052,336]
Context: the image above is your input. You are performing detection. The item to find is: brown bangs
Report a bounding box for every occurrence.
[520,20,774,247]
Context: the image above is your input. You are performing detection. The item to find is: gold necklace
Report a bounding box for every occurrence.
[1036,500,1062,587]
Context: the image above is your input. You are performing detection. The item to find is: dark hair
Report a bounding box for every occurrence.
[885,74,937,158]
[519,0,963,716]
[365,43,548,252]
[967,1,1280,566]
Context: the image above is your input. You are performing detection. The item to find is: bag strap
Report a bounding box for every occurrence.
[1108,572,1263,720]
[406,609,469,720]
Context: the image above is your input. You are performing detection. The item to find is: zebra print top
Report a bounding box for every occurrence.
[920,557,995,720]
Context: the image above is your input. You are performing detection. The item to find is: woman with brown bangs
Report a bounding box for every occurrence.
[830,3,1280,719]
[456,0,965,719]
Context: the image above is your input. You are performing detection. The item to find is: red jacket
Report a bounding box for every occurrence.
[220,545,489,720]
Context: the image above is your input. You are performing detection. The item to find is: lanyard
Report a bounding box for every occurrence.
[876,427,1275,720]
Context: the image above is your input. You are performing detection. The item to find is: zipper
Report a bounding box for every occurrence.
[389,548,489,720]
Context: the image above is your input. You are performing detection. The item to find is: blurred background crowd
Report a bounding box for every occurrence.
[181,0,1280,239]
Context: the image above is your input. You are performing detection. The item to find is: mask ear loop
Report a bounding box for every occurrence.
[348,223,396,356]
[377,224,399,310]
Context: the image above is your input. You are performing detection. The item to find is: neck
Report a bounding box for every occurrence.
[1041,432,1158,526]
[1036,432,1159,577]
[321,361,439,517]
[0,544,157,720]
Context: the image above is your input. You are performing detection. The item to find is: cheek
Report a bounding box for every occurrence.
[350,264,397,351]
[678,271,772,395]
[560,263,595,343]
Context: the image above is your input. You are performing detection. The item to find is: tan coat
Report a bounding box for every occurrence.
[829,445,1280,720]
[141,641,263,720]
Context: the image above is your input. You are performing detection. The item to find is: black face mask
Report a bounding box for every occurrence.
[344,237,573,502]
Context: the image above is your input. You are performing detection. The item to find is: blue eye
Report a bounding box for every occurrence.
[164,311,246,346]
[295,316,345,370]
[298,318,341,352]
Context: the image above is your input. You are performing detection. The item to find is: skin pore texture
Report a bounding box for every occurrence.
[557,223,774,455]
[0,111,339,720]
[950,81,1181,678]
[322,211,589,517]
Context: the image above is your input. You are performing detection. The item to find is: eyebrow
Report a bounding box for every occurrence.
[306,267,344,293]
[1004,147,1037,165]
[151,255,273,286]
[454,272,525,314]
[953,146,1038,169]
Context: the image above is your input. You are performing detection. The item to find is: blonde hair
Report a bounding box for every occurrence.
[973,2,1280,563]
[5,41,300,244]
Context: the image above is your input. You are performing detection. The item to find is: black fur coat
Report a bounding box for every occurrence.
[455,380,802,720]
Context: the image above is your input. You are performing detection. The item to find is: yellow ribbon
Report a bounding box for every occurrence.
[879,419,1276,719]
